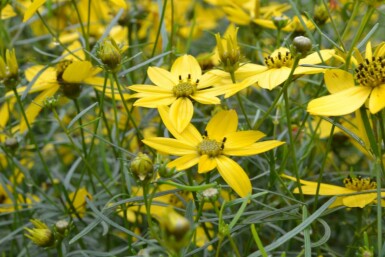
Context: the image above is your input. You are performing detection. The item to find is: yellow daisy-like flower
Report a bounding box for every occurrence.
[211,47,334,96]
[67,187,92,218]
[143,106,284,197]
[129,55,222,133]
[283,174,385,208]
[308,42,385,116]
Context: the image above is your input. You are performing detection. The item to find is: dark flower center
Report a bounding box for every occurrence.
[173,74,198,97]
[265,51,293,69]
[343,175,376,191]
[355,57,385,87]
[197,132,226,157]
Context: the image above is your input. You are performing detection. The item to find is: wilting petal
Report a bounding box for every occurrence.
[224,131,265,148]
[169,98,194,133]
[324,69,354,93]
[224,141,284,156]
[148,67,176,89]
[215,156,251,197]
[368,84,385,114]
[206,110,238,140]
[142,137,196,155]
[19,86,59,133]
[167,154,200,171]
[307,87,371,116]
[171,55,202,81]
[198,155,217,173]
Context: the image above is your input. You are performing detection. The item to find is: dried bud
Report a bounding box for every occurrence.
[24,219,55,248]
[55,220,70,236]
[215,26,241,73]
[292,36,312,57]
[199,187,219,203]
[98,37,122,72]
[0,49,19,89]
[4,137,18,152]
[130,152,154,182]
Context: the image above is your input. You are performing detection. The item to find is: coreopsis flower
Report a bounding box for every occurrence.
[24,219,54,248]
[218,46,334,96]
[254,15,315,34]
[129,55,222,133]
[143,106,284,197]
[67,188,92,218]
[283,174,385,208]
[308,42,385,116]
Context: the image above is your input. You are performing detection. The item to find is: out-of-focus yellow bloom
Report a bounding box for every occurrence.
[1,4,16,20]
[129,55,222,133]
[67,188,92,218]
[143,107,284,197]
[283,174,385,208]
[308,42,385,116]
[0,184,39,213]
[24,219,54,248]
[254,15,315,33]
[215,47,334,95]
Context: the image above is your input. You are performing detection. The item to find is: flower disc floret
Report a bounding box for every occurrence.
[264,50,293,69]
[355,57,385,88]
[173,74,198,97]
[197,138,223,157]
[343,176,376,191]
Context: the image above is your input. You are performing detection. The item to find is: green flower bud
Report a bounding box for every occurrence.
[98,37,122,72]
[130,152,154,182]
[55,220,70,236]
[314,4,329,26]
[292,36,312,57]
[272,16,289,30]
[215,26,241,73]
[0,49,19,89]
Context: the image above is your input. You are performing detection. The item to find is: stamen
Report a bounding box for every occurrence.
[265,50,294,69]
[343,175,377,191]
[355,56,385,87]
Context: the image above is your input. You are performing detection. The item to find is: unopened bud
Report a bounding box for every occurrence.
[55,220,69,235]
[272,16,289,30]
[98,37,122,72]
[130,152,154,182]
[215,26,241,73]
[24,219,54,248]
[292,36,312,57]
[0,49,19,89]
[314,5,329,26]
[199,187,219,203]
[43,96,60,109]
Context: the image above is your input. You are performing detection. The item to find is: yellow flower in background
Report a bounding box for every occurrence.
[218,47,334,96]
[67,188,92,218]
[0,184,39,213]
[254,15,315,33]
[283,174,385,208]
[1,4,16,20]
[129,55,222,133]
[308,42,385,116]
[143,107,284,197]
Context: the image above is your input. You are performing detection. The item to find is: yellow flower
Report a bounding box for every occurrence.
[143,107,284,197]
[67,188,92,218]
[308,42,385,116]
[282,174,385,208]
[254,15,315,33]
[218,47,334,95]
[129,55,222,133]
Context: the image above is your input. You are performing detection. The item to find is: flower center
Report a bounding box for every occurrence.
[355,57,385,87]
[343,175,376,191]
[56,60,73,81]
[173,74,198,97]
[197,134,226,158]
[264,51,293,69]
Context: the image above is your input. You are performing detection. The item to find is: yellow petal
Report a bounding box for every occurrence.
[365,41,372,60]
[19,86,59,133]
[171,55,202,82]
[169,98,194,133]
[307,87,371,116]
[197,72,222,89]
[342,193,376,208]
[167,154,200,171]
[224,140,284,156]
[206,110,237,140]
[133,95,176,108]
[299,49,335,65]
[191,89,221,104]
[328,197,344,208]
[110,0,127,8]
[63,61,93,83]
[1,4,16,19]
[0,99,16,129]
[142,138,196,155]
[224,131,266,148]
[148,67,176,89]
[198,155,217,173]
[215,156,251,197]
[158,105,202,143]
[23,0,46,22]
[257,68,292,90]
[368,84,385,114]
[324,69,354,93]
[129,84,172,94]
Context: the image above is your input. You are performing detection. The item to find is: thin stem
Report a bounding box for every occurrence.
[229,70,252,129]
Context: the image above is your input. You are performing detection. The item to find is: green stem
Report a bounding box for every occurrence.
[229,70,252,129]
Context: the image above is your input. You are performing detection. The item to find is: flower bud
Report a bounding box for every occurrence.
[55,220,70,236]
[199,187,219,203]
[130,152,154,182]
[43,96,60,109]
[215,26,241,73]
[272,16,289,30]
[98,37,122,72]
[4,137,18,153]
[0,49,19,89]
[292,36,312,57]
[24,219,55,248]
[314,4,329,26]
